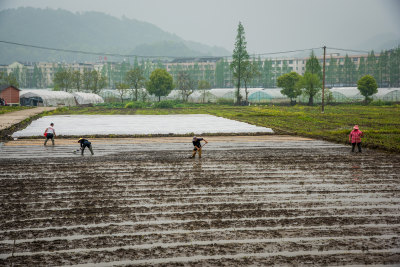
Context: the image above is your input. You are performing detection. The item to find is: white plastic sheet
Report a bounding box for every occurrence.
[12,114,273,137]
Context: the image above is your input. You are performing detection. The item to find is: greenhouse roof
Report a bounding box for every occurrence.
[330,87,361,98]
[261,88,285,98]
[20,89,76,106]
[209,88,263,98]
[373,88,400,97]
[72,92,104,104]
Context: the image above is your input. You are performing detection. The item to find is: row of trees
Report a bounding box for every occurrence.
[53,68,107,94]
[114,66,212,103]
[325,49,400,87]
[2,43,398,93]
[230,22,381,106]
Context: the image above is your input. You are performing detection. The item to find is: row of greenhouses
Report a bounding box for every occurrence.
[327,87,400,103]
[20,87,400,106]
[20,89,104,106]
[160,87,400,103]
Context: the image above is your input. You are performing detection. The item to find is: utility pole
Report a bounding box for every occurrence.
[322,46,326,113]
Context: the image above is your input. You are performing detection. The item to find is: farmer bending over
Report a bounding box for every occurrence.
[191,136,208,158]
[78,138,94,155]
[44,122,56,146]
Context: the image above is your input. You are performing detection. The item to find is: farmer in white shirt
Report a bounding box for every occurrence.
[44,122,56,146]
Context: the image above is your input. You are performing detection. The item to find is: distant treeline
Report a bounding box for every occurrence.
[2,47,400,90]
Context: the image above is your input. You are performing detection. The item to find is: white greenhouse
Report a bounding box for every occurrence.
[72,92,104,105]
[20,90,76,107]
[372,88,400,101]
[329,87,364,102]
[248,88,287,103]
[209,88,263,102]
[329,87,400,102]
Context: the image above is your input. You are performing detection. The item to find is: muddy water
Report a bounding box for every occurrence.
[0,137,399,266]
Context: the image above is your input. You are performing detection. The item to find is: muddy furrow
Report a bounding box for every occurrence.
[1,144,399,266]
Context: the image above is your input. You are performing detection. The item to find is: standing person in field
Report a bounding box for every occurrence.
[190,136,208,158]
[349,125,364,153]
[44,122,56,146]
[78,138,94,155]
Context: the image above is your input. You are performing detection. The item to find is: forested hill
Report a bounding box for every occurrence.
[0,7,230,64]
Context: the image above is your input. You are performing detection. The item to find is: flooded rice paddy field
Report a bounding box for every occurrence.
[1,136,400,266]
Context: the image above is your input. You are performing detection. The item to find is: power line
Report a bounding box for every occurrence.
[0,40,375,61]
[326,47,370,54]
[257,47,321,56]
[0,40,328,60]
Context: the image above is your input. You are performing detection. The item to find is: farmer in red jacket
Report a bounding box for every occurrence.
[349,125,364,153]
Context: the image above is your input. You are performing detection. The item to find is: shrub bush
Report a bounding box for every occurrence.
[370,100,393,106]
[216,98,234,105]
[125,101,148,109]
[153,100,175,109]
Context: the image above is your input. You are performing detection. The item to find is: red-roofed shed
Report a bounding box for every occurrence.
[0,85,21,105]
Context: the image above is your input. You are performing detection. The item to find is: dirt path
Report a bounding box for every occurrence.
[0,107,56,131]
[0,138,399,266]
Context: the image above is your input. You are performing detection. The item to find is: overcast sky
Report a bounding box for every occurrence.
[0,0,399,54]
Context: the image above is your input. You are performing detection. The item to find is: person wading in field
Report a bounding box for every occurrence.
[44,122,56,146]
[190,136,208,158]
[78,138,94,155]
[349,125,364,153]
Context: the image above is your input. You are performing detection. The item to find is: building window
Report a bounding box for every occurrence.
[353,58,358,62]
[289,60,293,64]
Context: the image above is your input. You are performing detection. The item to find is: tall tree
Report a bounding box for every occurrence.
[215,59,225,87]
[198,80,211,103]
[297,72,322,106]
[305,50,322,79]
[115,82,130,103]
[358,57,366,81]
[366,50,377,77]
[343,54,356,86]
[176,71,196,102]
[377,50,389,87]
[81,69,107,94]
[277,72,302,105]
[274,61,282,86]
[32,64,44,88]
[389,46,400,87]
[71,70,81,90]
[0,71,19,87]
[281,60,291,74]
[125,67,146,101]
[230,21,249,104]
[241,60,260,102]
[146,68,173,102]
[262,59,274,87]
[326,56,337,87]
[53,68,72,92]
[357,75,378,104]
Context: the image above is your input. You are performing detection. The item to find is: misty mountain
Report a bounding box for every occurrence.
[353,33,400,52]
[0,7,230,64]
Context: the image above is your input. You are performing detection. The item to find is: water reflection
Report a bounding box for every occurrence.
[351,164,362,182]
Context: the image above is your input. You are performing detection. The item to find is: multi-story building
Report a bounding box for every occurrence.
[1,51,387,89]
